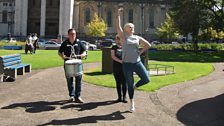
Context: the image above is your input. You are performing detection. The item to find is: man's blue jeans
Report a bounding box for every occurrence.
[65,75,82,99]
[123,61,150,99]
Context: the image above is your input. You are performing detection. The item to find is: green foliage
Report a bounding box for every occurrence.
[171,0,224,51]
[152,44,177,50]
[156,14,180,40]
[197,0,224,31]
[87,13,107,37]
[199,27,224,40]
[0,41,26,47]
[198,43,223,50]
[171,0,203,37]
[171,0,224,35]
[151,43,224,51]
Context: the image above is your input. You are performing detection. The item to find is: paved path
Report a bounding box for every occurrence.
[155,63,224,126]
[0,62,223,126]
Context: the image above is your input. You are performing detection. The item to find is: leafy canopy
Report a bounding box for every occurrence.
[87,13,107,37]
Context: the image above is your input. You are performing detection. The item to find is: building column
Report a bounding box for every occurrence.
[40,0,46,37]
[59,0,74,36]
[14,0,28,36]
[73,1,80,32]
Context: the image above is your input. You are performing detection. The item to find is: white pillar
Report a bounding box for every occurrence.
[73,1,80,32]
[14,0,28,36]
[40,0,46,37]
[59,0,74,36]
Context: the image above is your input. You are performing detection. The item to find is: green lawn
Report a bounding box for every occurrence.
[83,61,213,92]
[149,51,224,62]
[83,50,222,92]
[0,50,102,70]
[0,50,219,91]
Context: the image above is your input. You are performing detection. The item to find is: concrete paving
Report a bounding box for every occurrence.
[0,62,223,126]
[155,63,224,126]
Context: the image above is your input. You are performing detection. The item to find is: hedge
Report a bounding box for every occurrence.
[151,43,224,51]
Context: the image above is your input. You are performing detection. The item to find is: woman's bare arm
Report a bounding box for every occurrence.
[111,50,122,63]
[139,37,151,55]
[116,8,125,42]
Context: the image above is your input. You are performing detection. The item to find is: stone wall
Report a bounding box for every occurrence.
[77,1,170,39]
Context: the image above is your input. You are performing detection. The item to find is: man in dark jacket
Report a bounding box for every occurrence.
[58,28,86,103]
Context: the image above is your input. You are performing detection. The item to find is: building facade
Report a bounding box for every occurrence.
[0,0,15,36]
[0,0,172,39]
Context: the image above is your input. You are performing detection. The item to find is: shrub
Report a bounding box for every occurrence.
[152,43,224,51]
[0,41,26,47]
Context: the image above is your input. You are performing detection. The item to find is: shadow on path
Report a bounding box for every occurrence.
[61,100,117,111]
[1,100,118,113]
[1,100,70,113]
[38,111,128,126]
[177,94,224,126]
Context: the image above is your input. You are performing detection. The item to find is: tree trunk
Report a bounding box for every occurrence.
[192,35,199,52]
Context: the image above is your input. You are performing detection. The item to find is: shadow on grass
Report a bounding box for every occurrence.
[38,111,129,126]
[1,100,71,113]
[149,51,224,63]
[177,93,224,125]
[85,71,111,76]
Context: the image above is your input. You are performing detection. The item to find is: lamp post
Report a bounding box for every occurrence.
[97,2,102,18]
[160,4,166,20]
[145,27,150,41]
[8,1,15,36]
[139,3,145,36]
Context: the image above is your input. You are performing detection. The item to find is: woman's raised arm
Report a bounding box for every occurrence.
[116,8,125,42]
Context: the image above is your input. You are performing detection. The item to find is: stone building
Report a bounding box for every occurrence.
[0,0,173,39]
[0,0,15,36]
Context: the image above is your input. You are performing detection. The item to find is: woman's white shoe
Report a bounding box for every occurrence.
[130,99,135,112]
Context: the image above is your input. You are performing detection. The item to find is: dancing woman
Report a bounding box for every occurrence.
[116,8,151,112]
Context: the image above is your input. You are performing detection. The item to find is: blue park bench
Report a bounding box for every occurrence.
[3,46,22,50]
[0,54,31,81]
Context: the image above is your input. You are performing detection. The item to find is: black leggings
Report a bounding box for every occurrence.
[113,69,127,100]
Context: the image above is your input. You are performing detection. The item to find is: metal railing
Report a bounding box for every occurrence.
[149,64,175,76]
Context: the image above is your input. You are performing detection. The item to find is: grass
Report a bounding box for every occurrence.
[83,50,221,92]
[0,50,219,91]
[0,50,102,70]
[83,61,213,92]
[148,51,224,62]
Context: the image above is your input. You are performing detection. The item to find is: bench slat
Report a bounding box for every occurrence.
[4,60,22,67]
[2,57,21,63]
[6,64,30,70]
[1,54,21,59]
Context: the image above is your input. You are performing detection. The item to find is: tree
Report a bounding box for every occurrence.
[197,0,224,32]
[87,13,107,37]
[156,14,180,42]
[171,0,224,50]
[171,0,209,51]
[199,27,224,41]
